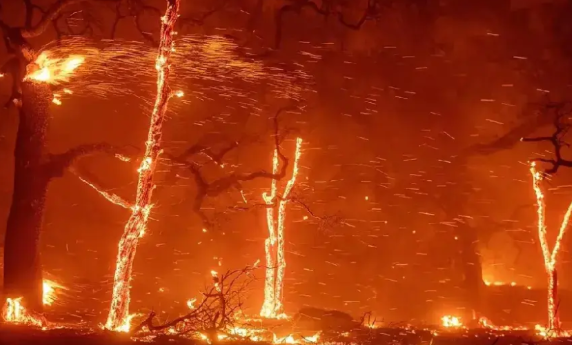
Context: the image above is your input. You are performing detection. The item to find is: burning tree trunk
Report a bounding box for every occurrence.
[3,81,52,312]
[529,162,572,334]
[105,0,181,331]
[260,138,302,319]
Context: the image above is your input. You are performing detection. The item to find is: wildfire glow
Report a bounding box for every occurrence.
[25,52,85,84]
[260,138,303,319]
[441,315,462,328]
[105,0,181,331]
[530,162,572,334]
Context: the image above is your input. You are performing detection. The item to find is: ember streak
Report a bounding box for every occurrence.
[105,0,181,331]
[261,138,303,319]
[530,162,572,335]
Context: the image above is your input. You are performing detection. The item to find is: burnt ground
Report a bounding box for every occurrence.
[0,325,570,345]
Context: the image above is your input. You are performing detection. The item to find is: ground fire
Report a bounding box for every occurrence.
[3,1,572,345]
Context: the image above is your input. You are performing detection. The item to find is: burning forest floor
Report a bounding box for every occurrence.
[1,321,572,345]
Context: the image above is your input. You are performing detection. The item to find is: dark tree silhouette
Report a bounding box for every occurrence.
[521,102,572,174]
[0,0,145,312]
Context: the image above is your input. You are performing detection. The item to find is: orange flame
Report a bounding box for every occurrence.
[105,0,181,331]
[441,315,462,328]
[25,52,84,84]
[2,298,44,327]
[260,138,303,319]
[42,279,64,306]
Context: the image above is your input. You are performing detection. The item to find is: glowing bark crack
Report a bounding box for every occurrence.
[260,138,302,319]
[105,0,181,331]
[530,162,572,336]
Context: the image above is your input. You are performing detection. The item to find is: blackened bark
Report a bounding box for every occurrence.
[3,81,52,312]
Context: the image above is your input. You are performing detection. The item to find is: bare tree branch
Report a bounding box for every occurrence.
[274,0,380,49]
[109,0,161,45]
[134,266,257,338]
[169,107,298,229]
[21,0,85,38]
[44,142,135,178]
[179,0,231,28]
[69,165,132,208]
[522,101,572,174]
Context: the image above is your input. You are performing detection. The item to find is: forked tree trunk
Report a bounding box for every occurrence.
[3,81,52,312]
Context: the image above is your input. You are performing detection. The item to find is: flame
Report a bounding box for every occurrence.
[441,315,462,328]
[272,333,319,344]
[530,162,572,332]
[260,138,303,319]
[52,94,62,105]
[42,279,64,306]
[483,280,527,288]
[186,298,197,309]
[2,298,44,327]
[114,313,138,333]
[25,52,85,84]
[535,324,571,338]
[479,317,528,331]
[105,0,181,331]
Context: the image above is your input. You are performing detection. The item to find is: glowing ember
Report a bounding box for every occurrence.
[52,94,62,105]
[25,52,85,84]
[479,317,528,331]
[186,298,197,309]
[272,333,319,344]
[530,162,572,333]
[260,138,303,319]
[105,0,181,331]
[2,298,44,327]
[441,315,462,328]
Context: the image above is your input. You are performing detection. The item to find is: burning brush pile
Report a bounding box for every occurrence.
[0,266,325,344]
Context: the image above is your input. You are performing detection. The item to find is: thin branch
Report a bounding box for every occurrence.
[133,266,256,335]
[69,165,132,208]
[179,0,230,28]
[109,0,160,45]
[21,0,85,38]
[274,0,380,49]
[45,142,135,178]
[522,102,572,174]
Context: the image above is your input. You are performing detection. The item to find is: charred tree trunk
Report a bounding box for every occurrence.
[3,81,52,312]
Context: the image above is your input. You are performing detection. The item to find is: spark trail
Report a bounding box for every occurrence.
[260,138,302,318]
[32,36,311,107]
[530,162,572,335]
[105,0,180,331]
